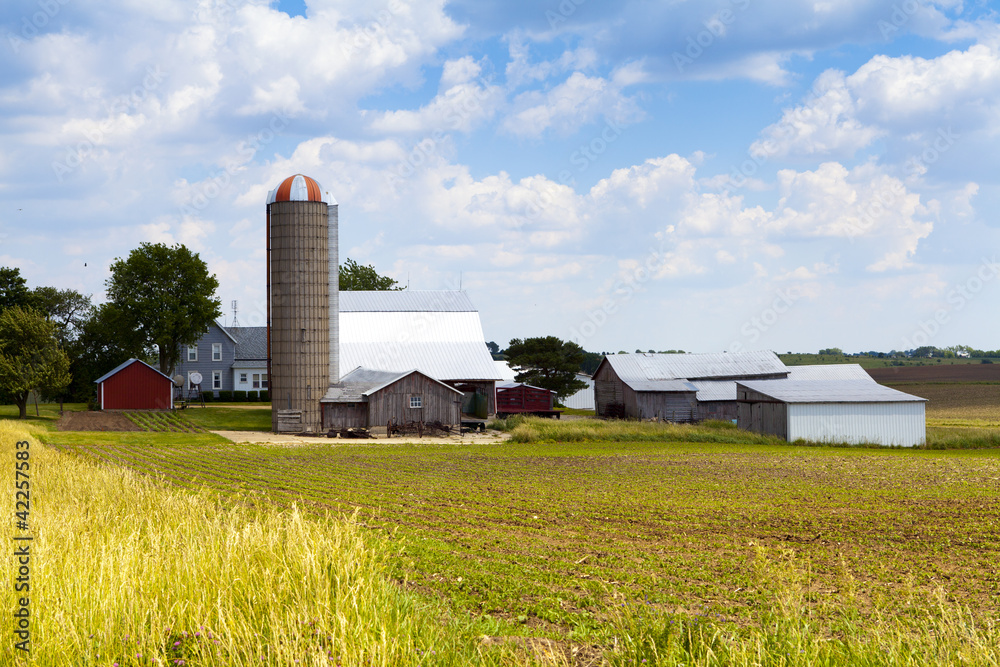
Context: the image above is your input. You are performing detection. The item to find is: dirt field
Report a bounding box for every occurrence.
[213,429,511,446]
[57,411,139,431]
[868,364,1000,382]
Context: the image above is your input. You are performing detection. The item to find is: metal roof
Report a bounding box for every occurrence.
[623,379,698,392]
[738,380,927,403]
[687,379,737,402]
[321,367,463,403]
[497,382,553,393]
[339,290,477,312]
[784,364,873,381]
[94,358,173,384]
[340,341,502,381]
[605,350,787,382]
[266,174,336,205]
[494,360,517,382]
[227,326,267,360]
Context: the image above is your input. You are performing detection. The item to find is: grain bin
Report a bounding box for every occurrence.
[266,174,338,432]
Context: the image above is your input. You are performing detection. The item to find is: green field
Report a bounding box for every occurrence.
[779,353,993,368]
[40,420,1000,662]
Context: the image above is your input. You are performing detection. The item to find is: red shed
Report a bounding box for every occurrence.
[94,359,174,410]
[495,382,559,418]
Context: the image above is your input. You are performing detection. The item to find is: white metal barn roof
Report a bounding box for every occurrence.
[783,364,874,381]
[339,291,502,382]
[494,360,517,382]
[687,380,738,402]
[322,367,463,403]
[606,350,786,382]
[738,380,926,403]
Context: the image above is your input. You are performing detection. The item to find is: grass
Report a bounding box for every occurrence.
[180,405,273,431]
[1,421,531,666]
[39,420,1000,665]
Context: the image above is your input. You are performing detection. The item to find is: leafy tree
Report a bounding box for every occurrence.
[339,258,401,291]
[64,303,152,403]
[579,350,604,376]
[818,347,844,355]
[505,336,588,399]
[106,243,221,377]
[0,267,31,311]
[0,306,71,418]
[486,341,501,358]
[30,286,92,345]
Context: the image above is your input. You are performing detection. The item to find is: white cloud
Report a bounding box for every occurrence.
[501,70,644,138]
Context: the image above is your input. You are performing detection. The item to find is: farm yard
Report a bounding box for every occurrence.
[5,395,996,665]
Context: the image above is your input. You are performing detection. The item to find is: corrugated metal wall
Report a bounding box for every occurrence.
[562,376,594,410]
[787,402,926,447]
[101,362,173,410]
[269,199,330,432]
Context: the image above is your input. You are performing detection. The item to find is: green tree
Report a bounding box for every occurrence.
[0,306,71,418]
[0,267,31,311]
[339,258,401,291]
[30,286,92,346]
[505,336,588,399]
[64,303,152,403]
[106,243,221,377]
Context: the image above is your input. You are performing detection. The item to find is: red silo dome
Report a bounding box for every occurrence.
[267,174,334,205]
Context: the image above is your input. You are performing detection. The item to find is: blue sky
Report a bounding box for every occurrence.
[1,0,999,355]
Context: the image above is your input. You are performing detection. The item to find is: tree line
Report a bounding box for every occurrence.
[0,248,404,417]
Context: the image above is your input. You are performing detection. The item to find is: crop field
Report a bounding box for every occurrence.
[896,382,1000,425]
[43,422,1000,662]
[868,364,1000,383]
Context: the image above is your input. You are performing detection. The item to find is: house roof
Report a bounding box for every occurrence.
[227,326,267,360]
[321,367,464,403]
[339,290,477,312]
[603,350,787,382]
[94,358,174,385]
[738,380,927,403]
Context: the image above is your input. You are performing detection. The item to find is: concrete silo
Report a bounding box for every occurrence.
[266,174,339,432]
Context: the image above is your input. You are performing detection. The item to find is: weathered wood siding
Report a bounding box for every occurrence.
[631,389,697,421]
[323,403,367,429]
[368,373,461,426]
[736,385,787,439]
[697,400,737,421]
[446,381,496,415]
[594,361,625,417]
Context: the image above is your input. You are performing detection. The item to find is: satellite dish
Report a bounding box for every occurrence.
[190,372,203,386]
[172,375,184,387]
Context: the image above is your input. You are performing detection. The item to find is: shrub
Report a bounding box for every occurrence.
[217,390,233,402]
[259,390,270,402]
[233,390,248,402]
[247,390,259,402]
[201,392,214,403]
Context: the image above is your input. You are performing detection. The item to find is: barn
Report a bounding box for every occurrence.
[321,367,463,430]
[561,374,595,410]
[339,291,503,415]
[593,351,788,420]
[495,382,556,417]
[736,380,927,447]
[94,359,174,410]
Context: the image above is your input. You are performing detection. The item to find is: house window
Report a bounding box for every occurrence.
[212,343,222,361]
[213,371,221,390]
[252,373,261,389]
[187,345,198,361]
[262,373,268,389]
[239,373,248,385]
[410,395,422,409]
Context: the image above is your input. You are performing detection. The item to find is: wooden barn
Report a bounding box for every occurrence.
[736,379,927,446]
[94,359,174,410]
[495,382,557,417]
[593,351,788,421]
[320,367,463,430]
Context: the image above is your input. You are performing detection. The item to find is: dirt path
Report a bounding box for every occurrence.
[212,429,511,446]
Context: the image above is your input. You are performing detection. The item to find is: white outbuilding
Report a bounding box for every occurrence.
[736,380,927,447]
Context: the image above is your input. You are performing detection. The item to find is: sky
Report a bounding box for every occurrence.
[2,0,999,356]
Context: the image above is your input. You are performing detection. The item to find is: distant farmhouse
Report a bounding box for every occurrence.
[173,324,268,395]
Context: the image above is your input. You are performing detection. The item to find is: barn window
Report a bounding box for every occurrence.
[410,395,422,409]
[213,371,221,390]
[187,345,198,361]
[212,343,222,361]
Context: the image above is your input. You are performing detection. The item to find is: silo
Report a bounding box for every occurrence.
[266,174,337,432]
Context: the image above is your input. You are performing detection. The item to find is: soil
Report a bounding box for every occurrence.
[868,364,1000,382]
[57,411,140,432]
[212,429,511,446]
